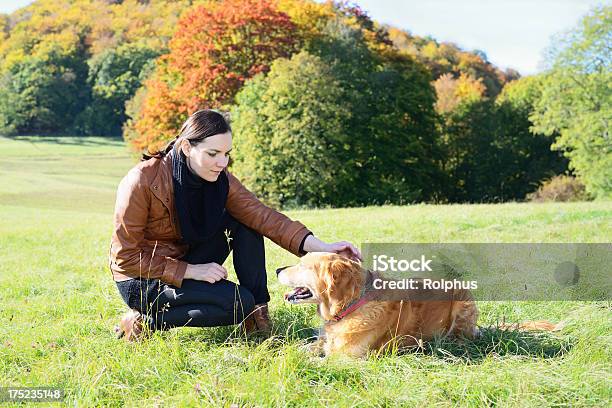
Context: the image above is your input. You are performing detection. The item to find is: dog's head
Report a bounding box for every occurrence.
[277,252,365,321]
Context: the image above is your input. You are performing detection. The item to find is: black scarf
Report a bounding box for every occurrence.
[171,147,229,245]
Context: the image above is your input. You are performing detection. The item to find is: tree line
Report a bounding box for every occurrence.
[0,0,609,205]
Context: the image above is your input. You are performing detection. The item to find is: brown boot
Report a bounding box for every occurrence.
[243,303,272,337]
[114,309,146,342]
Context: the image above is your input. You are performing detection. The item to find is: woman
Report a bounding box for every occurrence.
[111,109,361,341]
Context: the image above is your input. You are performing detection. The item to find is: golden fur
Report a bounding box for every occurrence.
[278,252,557,358]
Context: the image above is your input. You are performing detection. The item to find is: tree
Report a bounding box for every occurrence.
[231,19,444,207]
[434,73,486,114]
[440,95,568,202]
[359,51,446,204]
[0,0,190,135]
[0,39,89,135]
[75,41,161,135]
[530,6,611,198]
[277,0,336,46]
[387,27,518,97]
[126,0,299,152]
[315,18,445,205]
[0,14,9,43]
[231,51,351,207]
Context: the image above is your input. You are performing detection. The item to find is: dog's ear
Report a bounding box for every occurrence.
[317,256,363,321]
[323,257,351,289]
[324,257,362,300]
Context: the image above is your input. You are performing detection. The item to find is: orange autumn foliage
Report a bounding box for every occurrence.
[127,0,299,153]
[434,73,486,114]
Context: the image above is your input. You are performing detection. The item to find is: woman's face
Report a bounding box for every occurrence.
[181,131,232,182]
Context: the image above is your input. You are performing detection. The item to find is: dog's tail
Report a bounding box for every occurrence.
[493,320,565,332]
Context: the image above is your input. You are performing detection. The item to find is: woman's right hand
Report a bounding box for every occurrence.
[184,262,228,283]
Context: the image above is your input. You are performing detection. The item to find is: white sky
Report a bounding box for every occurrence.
[2,0,610,75]
[336,0,610,75]
[0,0,31,14]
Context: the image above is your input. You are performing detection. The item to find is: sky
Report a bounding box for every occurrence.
[343,0,609,74]
[1,0,609,75]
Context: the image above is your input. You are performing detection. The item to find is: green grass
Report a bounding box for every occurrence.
[0,136,610,407]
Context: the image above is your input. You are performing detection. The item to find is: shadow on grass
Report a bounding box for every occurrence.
[165,306,319,347]
[13,135,124,147]
[410,326,574,362]
[154,308,574,362]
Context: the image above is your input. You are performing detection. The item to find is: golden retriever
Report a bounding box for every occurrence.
[277,252,557,358]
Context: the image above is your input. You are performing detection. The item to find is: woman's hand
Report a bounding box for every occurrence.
[184,262,228,283]
[302,235,362,261]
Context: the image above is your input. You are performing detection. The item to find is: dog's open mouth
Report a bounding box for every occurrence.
[284,287,313,303]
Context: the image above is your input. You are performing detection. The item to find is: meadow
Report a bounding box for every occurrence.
[0,136,610,407]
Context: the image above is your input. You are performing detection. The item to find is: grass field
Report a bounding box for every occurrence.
[0,136,610,407]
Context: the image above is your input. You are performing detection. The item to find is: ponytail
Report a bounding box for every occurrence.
[141,137,179,161]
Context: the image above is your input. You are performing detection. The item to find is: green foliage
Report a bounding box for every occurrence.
[75,42,161,136]
[388,23,571,204]
[0,0,189,136]
[357,53,446,204]
[440,97,567,202]
[232,51,351,207]
[530,6,612,199]
[232,20,444,207]
[0,0,603,204]
[496,75,545,111]
[0,41,89,135]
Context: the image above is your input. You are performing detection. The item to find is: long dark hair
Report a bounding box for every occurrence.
[142,109,232,161]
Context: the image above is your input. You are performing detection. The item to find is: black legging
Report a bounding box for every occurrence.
[115,213,268,330]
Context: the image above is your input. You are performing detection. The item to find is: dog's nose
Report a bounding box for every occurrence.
[276,266,290,276]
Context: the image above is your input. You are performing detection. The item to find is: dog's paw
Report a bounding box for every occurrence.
[299,338,325,357]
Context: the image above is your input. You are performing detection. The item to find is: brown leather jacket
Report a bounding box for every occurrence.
[109,154,311,288]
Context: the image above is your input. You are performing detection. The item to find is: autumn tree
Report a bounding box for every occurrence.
[388,27,519,97]
[434,73,486,114]
[126,0,299,152]
[0,0,188,135]
[277,0,336,46]
[0,14,9,43]
[278,0,393,55]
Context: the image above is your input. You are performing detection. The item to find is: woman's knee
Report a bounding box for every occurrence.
[116,279,161,313]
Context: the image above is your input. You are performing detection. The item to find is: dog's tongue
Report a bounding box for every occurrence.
[285,287,310,301]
